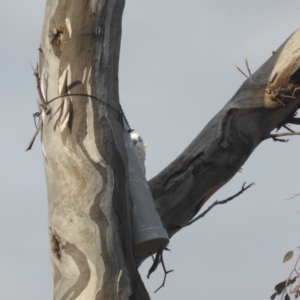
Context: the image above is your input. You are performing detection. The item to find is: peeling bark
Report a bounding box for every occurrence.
[37,0,300,298]
[39,1,149,299]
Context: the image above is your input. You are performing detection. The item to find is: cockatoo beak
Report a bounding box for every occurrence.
[144,142,148,148]
[133,140,137,145]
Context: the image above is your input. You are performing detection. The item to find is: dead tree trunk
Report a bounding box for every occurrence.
[37,0,300,298]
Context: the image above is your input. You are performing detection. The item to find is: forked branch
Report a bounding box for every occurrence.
[233,57,252,78]
[147,248,174,293]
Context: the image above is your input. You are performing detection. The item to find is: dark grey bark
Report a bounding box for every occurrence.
[150,29,300,238]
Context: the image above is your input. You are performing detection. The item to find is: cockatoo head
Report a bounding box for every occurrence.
[130,133,147,148]
[130,132,147,174]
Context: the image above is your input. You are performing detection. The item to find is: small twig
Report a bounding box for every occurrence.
[26,123,43,151]
[233,64,249,78]
[147,248,171,279]
[280,288,287,300]
[33,63,47,107]
[117,269,122,300]
[292,86,300,97]
[282,125,294,133]
[285,193,300,201]
[273,137,290,142]
[271,246,300,299]
[27,61,135,151]
[244,57,251,76]
[275,97,285,106]
[279,94,296,99]
[233,58,252,78]
[147,252,161,279]
[26,64,48,151]
[154,250,174,293]
[184,182,254,227]
[266,131,300,142]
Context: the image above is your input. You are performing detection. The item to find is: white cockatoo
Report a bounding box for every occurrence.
[130,132,147,174]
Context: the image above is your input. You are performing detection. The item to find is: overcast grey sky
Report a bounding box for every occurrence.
[1,1,300,299]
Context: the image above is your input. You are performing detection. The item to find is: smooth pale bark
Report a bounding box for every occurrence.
[150,29,300,237]
[38,0,300,298]
[39,1,149,299]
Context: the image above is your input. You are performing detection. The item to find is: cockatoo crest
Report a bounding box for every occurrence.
[130,132,147,174]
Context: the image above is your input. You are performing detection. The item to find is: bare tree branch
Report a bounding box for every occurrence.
[33,63,47,108]
[244,57,252,76]
[233,58,252,78]
[282,125,294,133]
[183,182,254,227]
[147,252,161,279]
[233,63,249,78]
[285,193,300,201]
[150,249,174,293]
[25,123,42,151]
[288,117,300,125]
[266,131,300,142]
